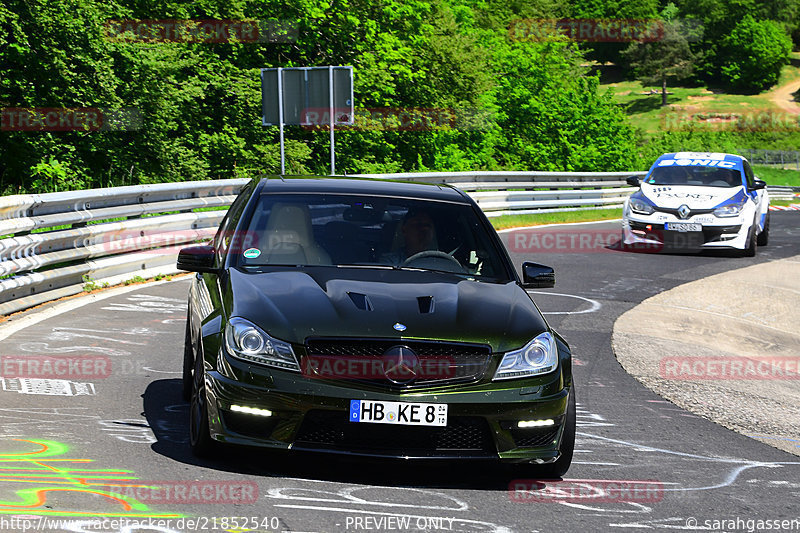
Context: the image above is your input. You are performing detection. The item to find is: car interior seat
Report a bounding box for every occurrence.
[261,203,331,265]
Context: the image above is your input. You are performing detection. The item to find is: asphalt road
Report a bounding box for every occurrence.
[0,213,798,533]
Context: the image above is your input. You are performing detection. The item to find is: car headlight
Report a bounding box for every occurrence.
[629,198,654,215]
[493,331,558,381]
[713,203,743,217]
[224,317,299,371]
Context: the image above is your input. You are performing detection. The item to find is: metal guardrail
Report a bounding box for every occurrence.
[0,172,796,316]
[0,179,248,315]
[348,171,647,216]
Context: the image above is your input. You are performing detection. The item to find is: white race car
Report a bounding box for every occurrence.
[622,152,770,256]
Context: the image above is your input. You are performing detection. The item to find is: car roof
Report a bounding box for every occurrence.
[658,152,747,163]
[256,175,469,203]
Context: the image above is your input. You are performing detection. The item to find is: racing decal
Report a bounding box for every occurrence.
[712,189,748,209]
[654,192,716,201]
[673,152,727,160]
[657,158,737,169]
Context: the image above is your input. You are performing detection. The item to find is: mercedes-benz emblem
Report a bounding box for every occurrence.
[678,204,691,219]
[382,345,420,384]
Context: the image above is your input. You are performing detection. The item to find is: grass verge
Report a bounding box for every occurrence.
[489,208,623,231]
[752,165,800,187]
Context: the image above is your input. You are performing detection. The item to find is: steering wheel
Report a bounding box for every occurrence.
[401,250,463,270]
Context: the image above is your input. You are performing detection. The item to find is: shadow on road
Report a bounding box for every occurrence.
[142,379,538,491]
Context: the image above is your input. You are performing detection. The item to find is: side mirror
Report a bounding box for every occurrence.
[626,176,641,187]
[522,262,555,289]
[752,179,766,190]
[177,245,217,273]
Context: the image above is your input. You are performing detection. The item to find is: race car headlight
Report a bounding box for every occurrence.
[713,203,744,217]
[494,332,558,381]
[224,317,299,371]
[629,198,655,215]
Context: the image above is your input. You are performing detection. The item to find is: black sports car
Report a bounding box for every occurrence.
[178,176,575,476]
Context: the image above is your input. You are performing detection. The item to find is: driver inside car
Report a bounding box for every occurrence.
[380,209,439,265]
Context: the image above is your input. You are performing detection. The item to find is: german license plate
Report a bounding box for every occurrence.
[666,223,701,232]
[349,400,448,426]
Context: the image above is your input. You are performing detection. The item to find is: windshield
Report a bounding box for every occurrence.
[645,165,744,188]
[233,193,512,281]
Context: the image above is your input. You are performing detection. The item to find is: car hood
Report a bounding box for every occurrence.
[226,267,548,353]
[640,183,744,209]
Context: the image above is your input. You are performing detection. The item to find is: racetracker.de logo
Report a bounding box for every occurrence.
[1,107,141,131]
[98,480,258,504]
[660,357,800,380]
[509,18,665,43]
[509,229,661,253]
[103,19,298,43]
[1,356,111,379]
[662,110,800,132]
[301,355,457,381]
[301,107,494,131]
[509,479,664,503]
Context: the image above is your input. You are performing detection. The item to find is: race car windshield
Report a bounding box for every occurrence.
[646,166,743,188]
[235,193,512,281]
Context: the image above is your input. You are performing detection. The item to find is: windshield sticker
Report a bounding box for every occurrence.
[243,248,261,259]
[673,152,727,160]
[657,158,736,168]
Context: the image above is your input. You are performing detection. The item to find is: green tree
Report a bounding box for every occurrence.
[622,10,696,107]
[718,16,792,90]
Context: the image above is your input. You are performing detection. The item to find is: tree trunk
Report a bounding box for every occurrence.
[661,78,668,107]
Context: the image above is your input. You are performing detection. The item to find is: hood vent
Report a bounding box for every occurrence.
[347,292,373,311]
[417,296,435,314]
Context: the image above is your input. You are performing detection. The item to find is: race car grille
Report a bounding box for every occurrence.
[630,222,742,246]
[510,427,561,448]
[303,338,492,389]
[294,410,495,456]
[654,206,714,218]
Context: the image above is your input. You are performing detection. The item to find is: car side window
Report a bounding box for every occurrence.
[743,161,755,189]
[214,184,253,265]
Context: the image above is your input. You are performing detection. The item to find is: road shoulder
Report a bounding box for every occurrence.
[613,254,800,456]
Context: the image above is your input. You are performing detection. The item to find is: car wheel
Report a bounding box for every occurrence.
[189,348,217,458]
[182,317,193,402]
[742,223,757,257]
[756,214,770,246]
[535,386,576,479]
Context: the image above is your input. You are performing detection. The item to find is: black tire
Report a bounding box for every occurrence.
[181,317,193,402]
[535,386,576,479]
[189,348,217,458]
[742,223,757,257]
[757,213,770,246]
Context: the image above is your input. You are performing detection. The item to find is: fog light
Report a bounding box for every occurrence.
[230,405,273,417]
[517,419,555,428]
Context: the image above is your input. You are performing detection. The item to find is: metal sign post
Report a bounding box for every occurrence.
[329,66,335,175]
[277,67,285,175]
[261,66,353,176]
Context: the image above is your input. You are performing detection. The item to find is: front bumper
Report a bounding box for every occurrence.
[622,213,750,250]
[203,364,570,463]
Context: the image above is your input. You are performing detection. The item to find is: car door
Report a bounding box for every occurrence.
[189,181,255,347]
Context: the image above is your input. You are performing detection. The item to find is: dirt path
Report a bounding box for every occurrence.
[769,77,800,114]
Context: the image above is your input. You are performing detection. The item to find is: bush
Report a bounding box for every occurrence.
[718,16,792,90]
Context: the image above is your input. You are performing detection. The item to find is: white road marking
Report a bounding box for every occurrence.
[526,291,602,315]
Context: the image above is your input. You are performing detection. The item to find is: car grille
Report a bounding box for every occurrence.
[510,427,560,448]
[630,222,742,245]
[294,409,496,456]
[654,206,714,218]
[303,338,492,389]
